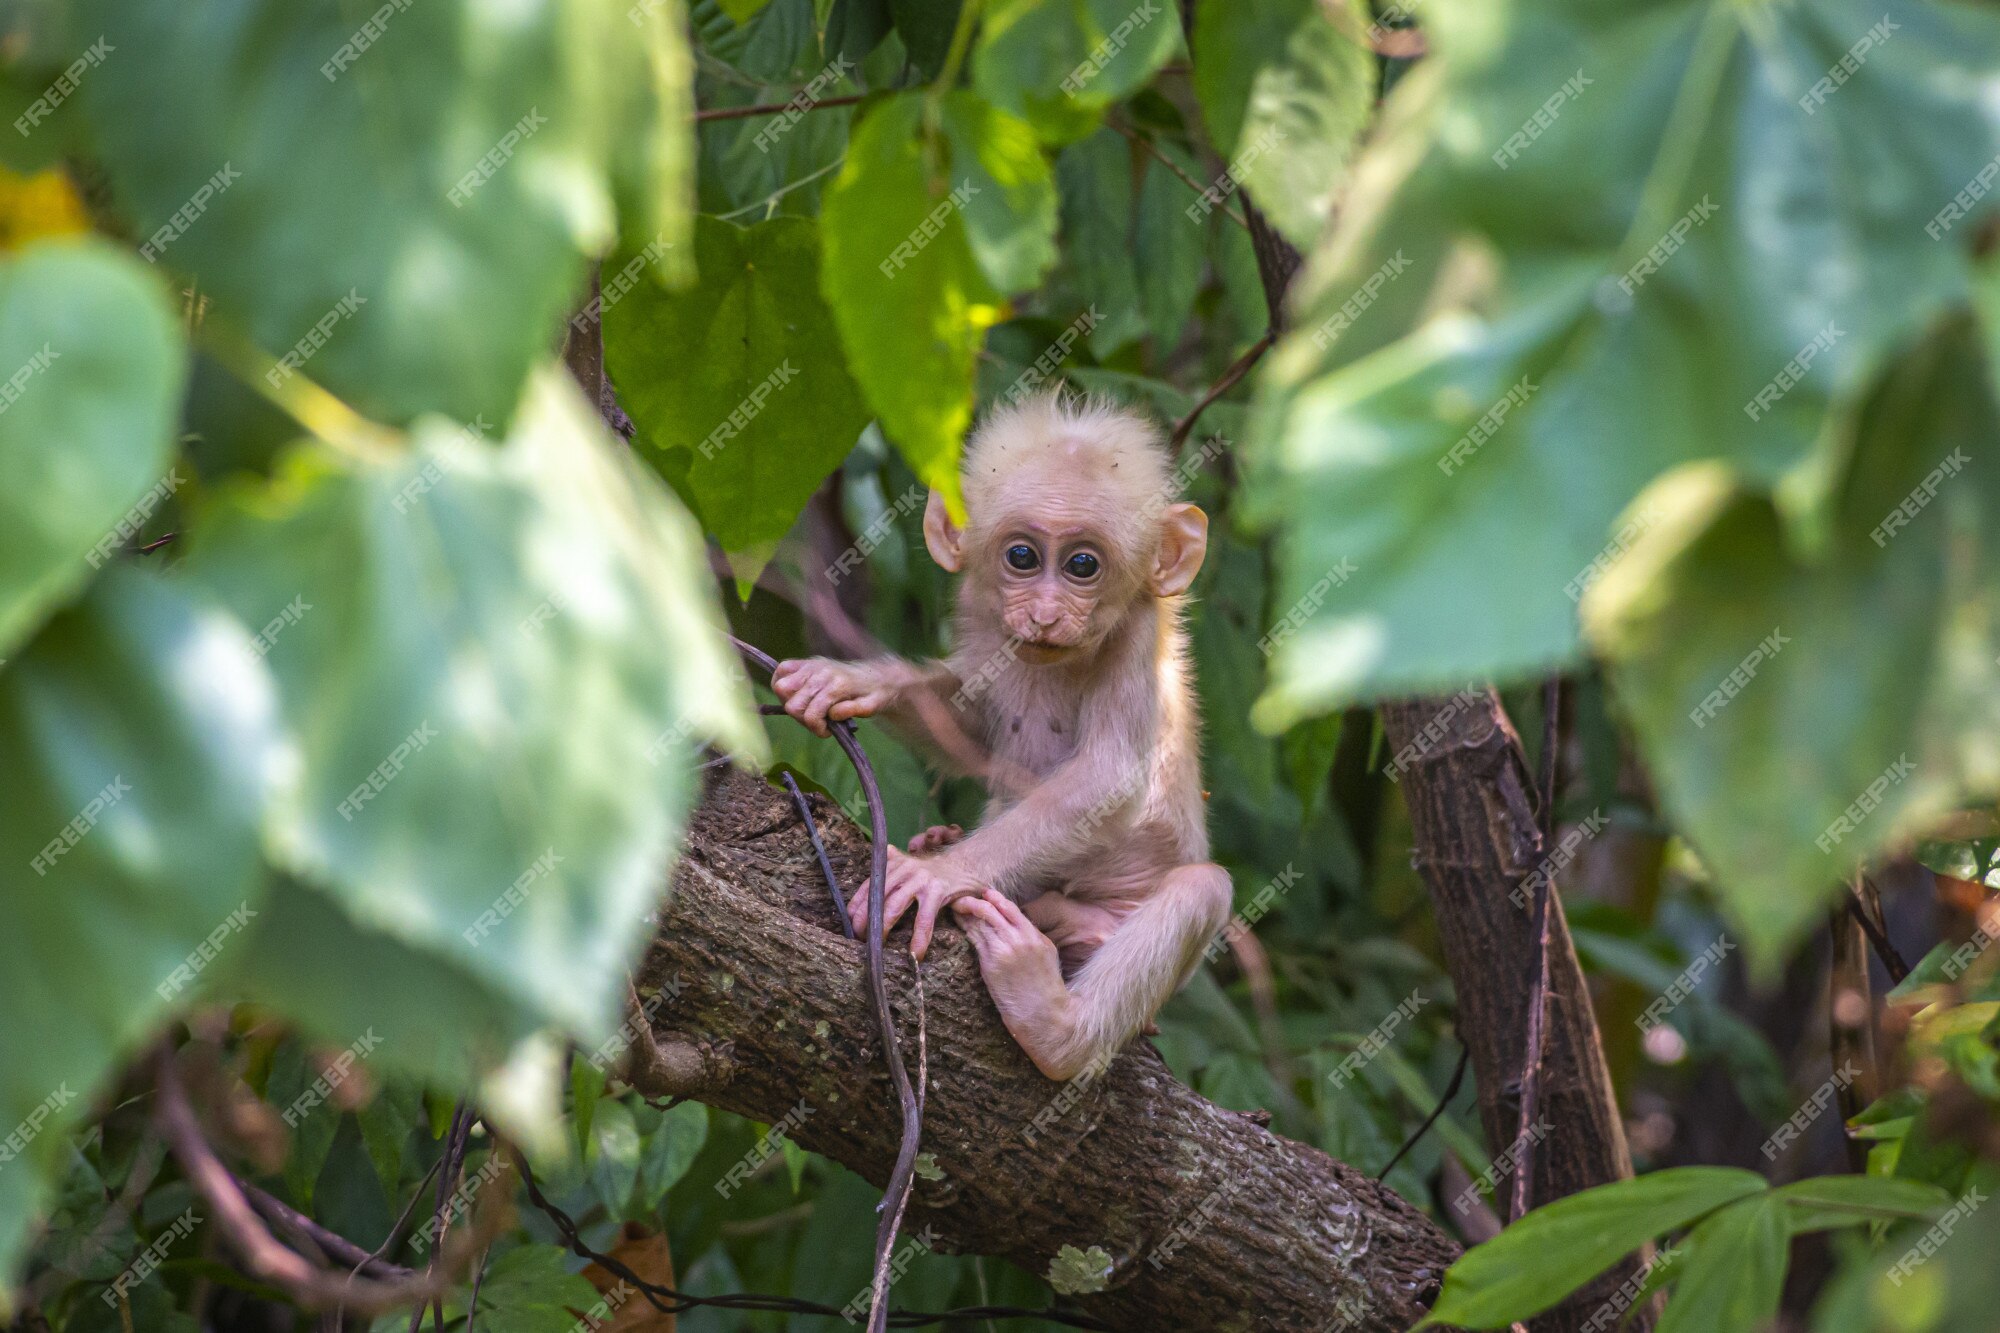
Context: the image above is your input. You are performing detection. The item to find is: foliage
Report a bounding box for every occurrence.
[4,0,2000,1330]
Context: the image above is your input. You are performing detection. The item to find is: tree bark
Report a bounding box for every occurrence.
[1381,694,1649,1333]
[638,765,1461,1333]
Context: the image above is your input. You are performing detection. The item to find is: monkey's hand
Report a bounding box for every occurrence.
[771,658,892,738]
[953,891,1079,1079]
[847,845,987,960]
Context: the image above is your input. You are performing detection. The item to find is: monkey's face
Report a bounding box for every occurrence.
[984,520,1134,661]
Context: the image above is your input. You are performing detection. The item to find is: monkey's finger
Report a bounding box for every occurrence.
[913,894,954,959]
[879,882,921,933]
[799,680,845,736]
[828,691,886,723]
[954,896,1004,926]
[782,679,833,737]
[986,890,1034,932]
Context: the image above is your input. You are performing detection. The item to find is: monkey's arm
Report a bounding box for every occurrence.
[935,718,1148,898]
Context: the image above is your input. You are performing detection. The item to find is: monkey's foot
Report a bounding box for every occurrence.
[954,890,1088,1080]
[907,823,964,854]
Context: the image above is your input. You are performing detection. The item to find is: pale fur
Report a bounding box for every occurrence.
[771,392,1231,1079]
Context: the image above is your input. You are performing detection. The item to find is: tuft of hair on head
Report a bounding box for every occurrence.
[960,390,1175,555]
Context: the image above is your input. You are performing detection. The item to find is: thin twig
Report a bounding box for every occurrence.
[410,1101,472,1333]
[1847,877,1910,982]
[153,1049,445,1315]
[1168,331,1274,454]
[695,92,866,122]
[1509,677,1562,1223]
[729,635,922,1333]
[244,1185,413,1278]
[783,770,856,939]
[1104,117,1248,231]
[503,1135,1109,1329]
[1377,1041,1470,1180]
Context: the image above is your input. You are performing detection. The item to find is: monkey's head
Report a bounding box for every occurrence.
[923,393,1208,664]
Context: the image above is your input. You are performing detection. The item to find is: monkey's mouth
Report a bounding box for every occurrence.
[1015,638,1074,663]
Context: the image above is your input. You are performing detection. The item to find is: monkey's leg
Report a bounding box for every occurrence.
[1022,891,1122,977]
[959,867,1231,1080]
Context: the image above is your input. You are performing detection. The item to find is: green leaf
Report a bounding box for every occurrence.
[0,240,183,658]
[1774,1174,1950,1234]
[937,93,1060,295]
[75,0,687,426]
[1655,1195,1787,1333]
[604,214,870,560]
[887,0,962,79]
[1053,128,1148,355]
[0,568,276,1281]
[1248,0,2000,712]
[718,0,776,22]
[821,93,1015,513]
[1424,1166,1769,1328]
[1192,0,1372,248]
[464,1243,602,1330]
[179,370,758,1066]
[589,1098,643,1215]
[1589,325,2000,964]
[974,0,1183,145]
[636,1099,710,1209]
[1133,143,1206,349]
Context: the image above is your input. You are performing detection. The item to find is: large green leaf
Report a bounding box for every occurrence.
[1191,0,1373,248]
[1655,1195,1787,1333]
[823,92,1054,512]
[604,214,869,560]
[0,568,277,1279]
[974,0,1184,145]
[0,240,182,658]
[179,370,758,1058]
[1423,1166,1768,1328]
[75,0,686,427]
[1053,128,1148,355]
[1589,325,2000,964]
[1773,1174,1950,1234]
[1248,0,2000,715]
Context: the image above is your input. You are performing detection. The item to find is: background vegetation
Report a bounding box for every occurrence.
[3,0,2000,1329]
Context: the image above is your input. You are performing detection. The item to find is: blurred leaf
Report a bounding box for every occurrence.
[0,568,276,1278]
[887,0,962,79]
[975,0,1183,145]
[1423,1166,1768,1328]
[606,214,869,563]
[181,370,758,1075]
[0,240,182,658]
[1249,0,2000,715]
[76,0,685,426]
[1590,326,2000,965]
[1192,0,1372,248]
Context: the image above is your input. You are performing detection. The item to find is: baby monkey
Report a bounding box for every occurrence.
[772,394,1230,1080]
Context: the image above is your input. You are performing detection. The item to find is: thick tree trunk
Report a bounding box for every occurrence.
[638,765,1460,1333]
[1382,695,1649,1333]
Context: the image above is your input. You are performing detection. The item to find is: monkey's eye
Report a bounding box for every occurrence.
[1064,552,1101,580]
[1005,544,1039,572]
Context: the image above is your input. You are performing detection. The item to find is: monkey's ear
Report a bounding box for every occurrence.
[1151,503,1208,596]
[923,491,964,572]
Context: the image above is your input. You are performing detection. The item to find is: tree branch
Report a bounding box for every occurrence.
[640,766,1461,1332]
